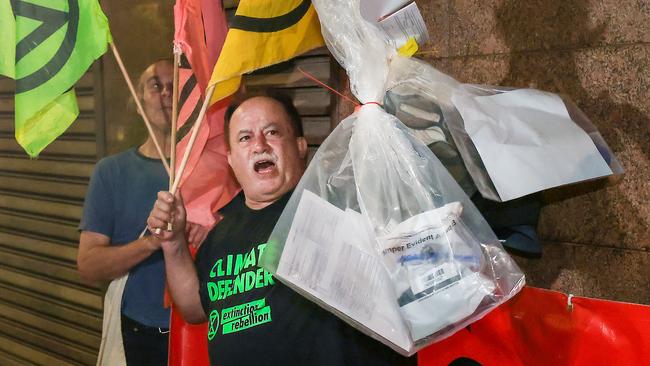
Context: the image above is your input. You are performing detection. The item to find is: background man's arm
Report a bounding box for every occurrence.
[77,231,161,285]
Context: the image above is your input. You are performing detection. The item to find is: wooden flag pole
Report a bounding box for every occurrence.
[166,48,181,232]
[154,83,216,235]
[110,42,171,174]
[170,47,181,189]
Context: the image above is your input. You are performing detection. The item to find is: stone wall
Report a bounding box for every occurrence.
[417,0,649,303]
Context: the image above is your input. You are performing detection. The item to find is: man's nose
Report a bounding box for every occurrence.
[252,134,270,152]
[161,83,172,97]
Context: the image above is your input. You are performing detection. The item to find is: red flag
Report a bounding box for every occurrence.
[173,0,240,229]
[169,2,239,365]
[174,0,225,89]
[418,287,650,366]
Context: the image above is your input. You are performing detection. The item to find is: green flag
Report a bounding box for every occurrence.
[0,1,16,78]
[1,0,111,157]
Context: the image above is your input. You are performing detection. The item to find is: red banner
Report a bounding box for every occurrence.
[170,286,650,365]
[419,286,650,366]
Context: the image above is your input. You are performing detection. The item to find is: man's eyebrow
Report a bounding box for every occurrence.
[145,76,161,85]
[237,128,253,135]
[262,122,280,130]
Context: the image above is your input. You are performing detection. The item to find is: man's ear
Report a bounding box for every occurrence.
[297,137,308,159]
[227,150,232,167]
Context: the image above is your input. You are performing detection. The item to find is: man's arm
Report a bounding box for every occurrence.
[77,157,163,285]
[148,191,207,323]
[77,231,161,285]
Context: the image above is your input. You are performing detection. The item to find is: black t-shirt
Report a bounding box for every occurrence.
[196,192,416,366]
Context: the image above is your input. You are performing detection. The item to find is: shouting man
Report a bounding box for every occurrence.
[148,94,416,365]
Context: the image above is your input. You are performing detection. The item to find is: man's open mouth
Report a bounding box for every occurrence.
[254,160,276,174]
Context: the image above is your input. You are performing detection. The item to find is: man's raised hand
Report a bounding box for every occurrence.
[147,191,187,246]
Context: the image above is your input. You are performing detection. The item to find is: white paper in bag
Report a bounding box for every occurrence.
[278,190,412,351]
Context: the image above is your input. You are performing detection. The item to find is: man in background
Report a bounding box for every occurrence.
[78,59,174,365]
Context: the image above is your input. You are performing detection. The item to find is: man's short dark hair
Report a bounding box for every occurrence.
[224,91,304,149]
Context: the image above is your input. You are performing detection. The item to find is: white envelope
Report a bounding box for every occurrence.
[452,89,613,201]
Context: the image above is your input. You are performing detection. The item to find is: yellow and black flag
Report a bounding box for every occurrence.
[208,0,324,103]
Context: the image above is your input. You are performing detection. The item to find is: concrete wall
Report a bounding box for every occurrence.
[416,0,649,303]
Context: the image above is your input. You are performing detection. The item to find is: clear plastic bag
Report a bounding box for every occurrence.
[259,0,525,355]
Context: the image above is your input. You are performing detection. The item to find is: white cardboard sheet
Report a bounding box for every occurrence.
[451,89,613,201]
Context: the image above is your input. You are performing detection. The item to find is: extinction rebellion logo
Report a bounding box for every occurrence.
[12,0,79,93]
[208,299,272,340]
[207,310,220,341]
[221,299,272,335]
